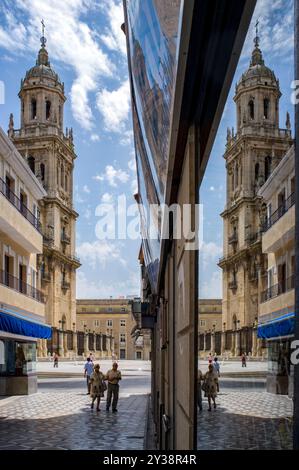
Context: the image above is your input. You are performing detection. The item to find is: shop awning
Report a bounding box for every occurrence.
[0,310,52,339]
[257,312,295,339]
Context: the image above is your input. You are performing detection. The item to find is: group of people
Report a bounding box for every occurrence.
[197,355,220,412]
[84,357,122,413]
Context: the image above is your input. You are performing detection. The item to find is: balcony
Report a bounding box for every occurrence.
[0,269,45,303]
[228,233,238,245]
[0,178,43,253]
[41,271,51,282]
[261,194,295,254]
[246,231,261,246]
[61,233,71,244]
[261,275,294,303]
[0,178,41,232]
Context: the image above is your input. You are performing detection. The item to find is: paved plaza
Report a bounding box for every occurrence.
[0,375,150,450]
[197,385,293,450]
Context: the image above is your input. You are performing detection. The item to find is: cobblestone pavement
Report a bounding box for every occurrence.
[197,389,293,450]
[0,379,149,450]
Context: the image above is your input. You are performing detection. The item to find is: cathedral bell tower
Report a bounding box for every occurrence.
[9,23,80,357]
[219,26,293,356]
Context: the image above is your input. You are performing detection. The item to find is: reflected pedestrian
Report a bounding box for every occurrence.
[241,353,247,367]
[84,357,94,394]
[105,362,122,412]
[90,364,105,411]
[203,364,218,411]
[197,369,203,411]
[53,352,59,368]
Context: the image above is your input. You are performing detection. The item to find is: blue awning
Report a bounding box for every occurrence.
[257,312,295,339]
[0,310,52,339]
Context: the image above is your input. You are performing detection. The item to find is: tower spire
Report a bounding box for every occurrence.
[250,17,264,67]
[40,19,47,48]
[37,19,49,66]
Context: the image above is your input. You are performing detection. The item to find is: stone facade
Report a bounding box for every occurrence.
[8,37,80,357]
[219,34,293,356]
[77,299,151,360]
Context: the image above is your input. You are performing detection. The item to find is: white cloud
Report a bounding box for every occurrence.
[76,269,140,298]
[83,185,91,193]
[0,0,115,130]
[128,157,136,172]
[93,164,129,187]
[240,0,293,62]
[101,192,113,203]
[100,0,127,56]
[199,242,223,268]
[96,80,130,133]
[76,239,126,269]
[83,208,92,219]
[199,270,222,299]
[209,186,215,191]
[90,134,100,142]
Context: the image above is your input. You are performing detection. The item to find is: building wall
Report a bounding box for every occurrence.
[198,299,222,333]
[77,299,150,360]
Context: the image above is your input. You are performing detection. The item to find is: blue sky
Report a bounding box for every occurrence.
[0,0,294,299]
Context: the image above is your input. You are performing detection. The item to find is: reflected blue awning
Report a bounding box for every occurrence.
[0,310,52,339]
[257,312,295,339]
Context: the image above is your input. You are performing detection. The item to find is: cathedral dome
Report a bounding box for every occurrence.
[237,35,279,89]
[23,36,63,89]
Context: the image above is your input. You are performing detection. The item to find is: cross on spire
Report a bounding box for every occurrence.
[40,19,47,48]
[254,18,260,48]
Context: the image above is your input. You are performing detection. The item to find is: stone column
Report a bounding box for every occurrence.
[106,335,111,357]
[73,332,78,358]
[211,333,215,355]
[43,339,48,357]
[84,333,89,356]
[221,330,226,355]
[257,337,263,358]
[99,334,103,358]
[111,336,115,356]
[58,330,64,357]
[92,333,96,352]
[234,330,240,357]
[63,331,68,357]
[252,328,257,357]
[232,331,236,356]
[203,332,206,353]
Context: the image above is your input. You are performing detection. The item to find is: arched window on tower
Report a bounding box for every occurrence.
[57,165,59,186]
[248,100,254,120]
[40,163,45,182]
[46,100,51,120]
[231,171,234,191]
[65,174,68,193]
[265,156,271,181]
[263,98,270,119]
[28,156,35,174]
[31,99,37,120]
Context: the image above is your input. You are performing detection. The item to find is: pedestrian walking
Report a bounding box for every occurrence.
[53,352,59,368]
[90,364,105,411]
[84,357,94,394]
[197,369,203,411]
[208,352,213,364]
[203,364,219,411]
[241,352,247,367]
[89,352,94,362]
[213,357,220,392]
[105,362,122,412]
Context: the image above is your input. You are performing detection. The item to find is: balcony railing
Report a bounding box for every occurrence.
[0,178,42,233]
[0,269,45,303]
[262,192,295,233]
[261,275,294,303]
